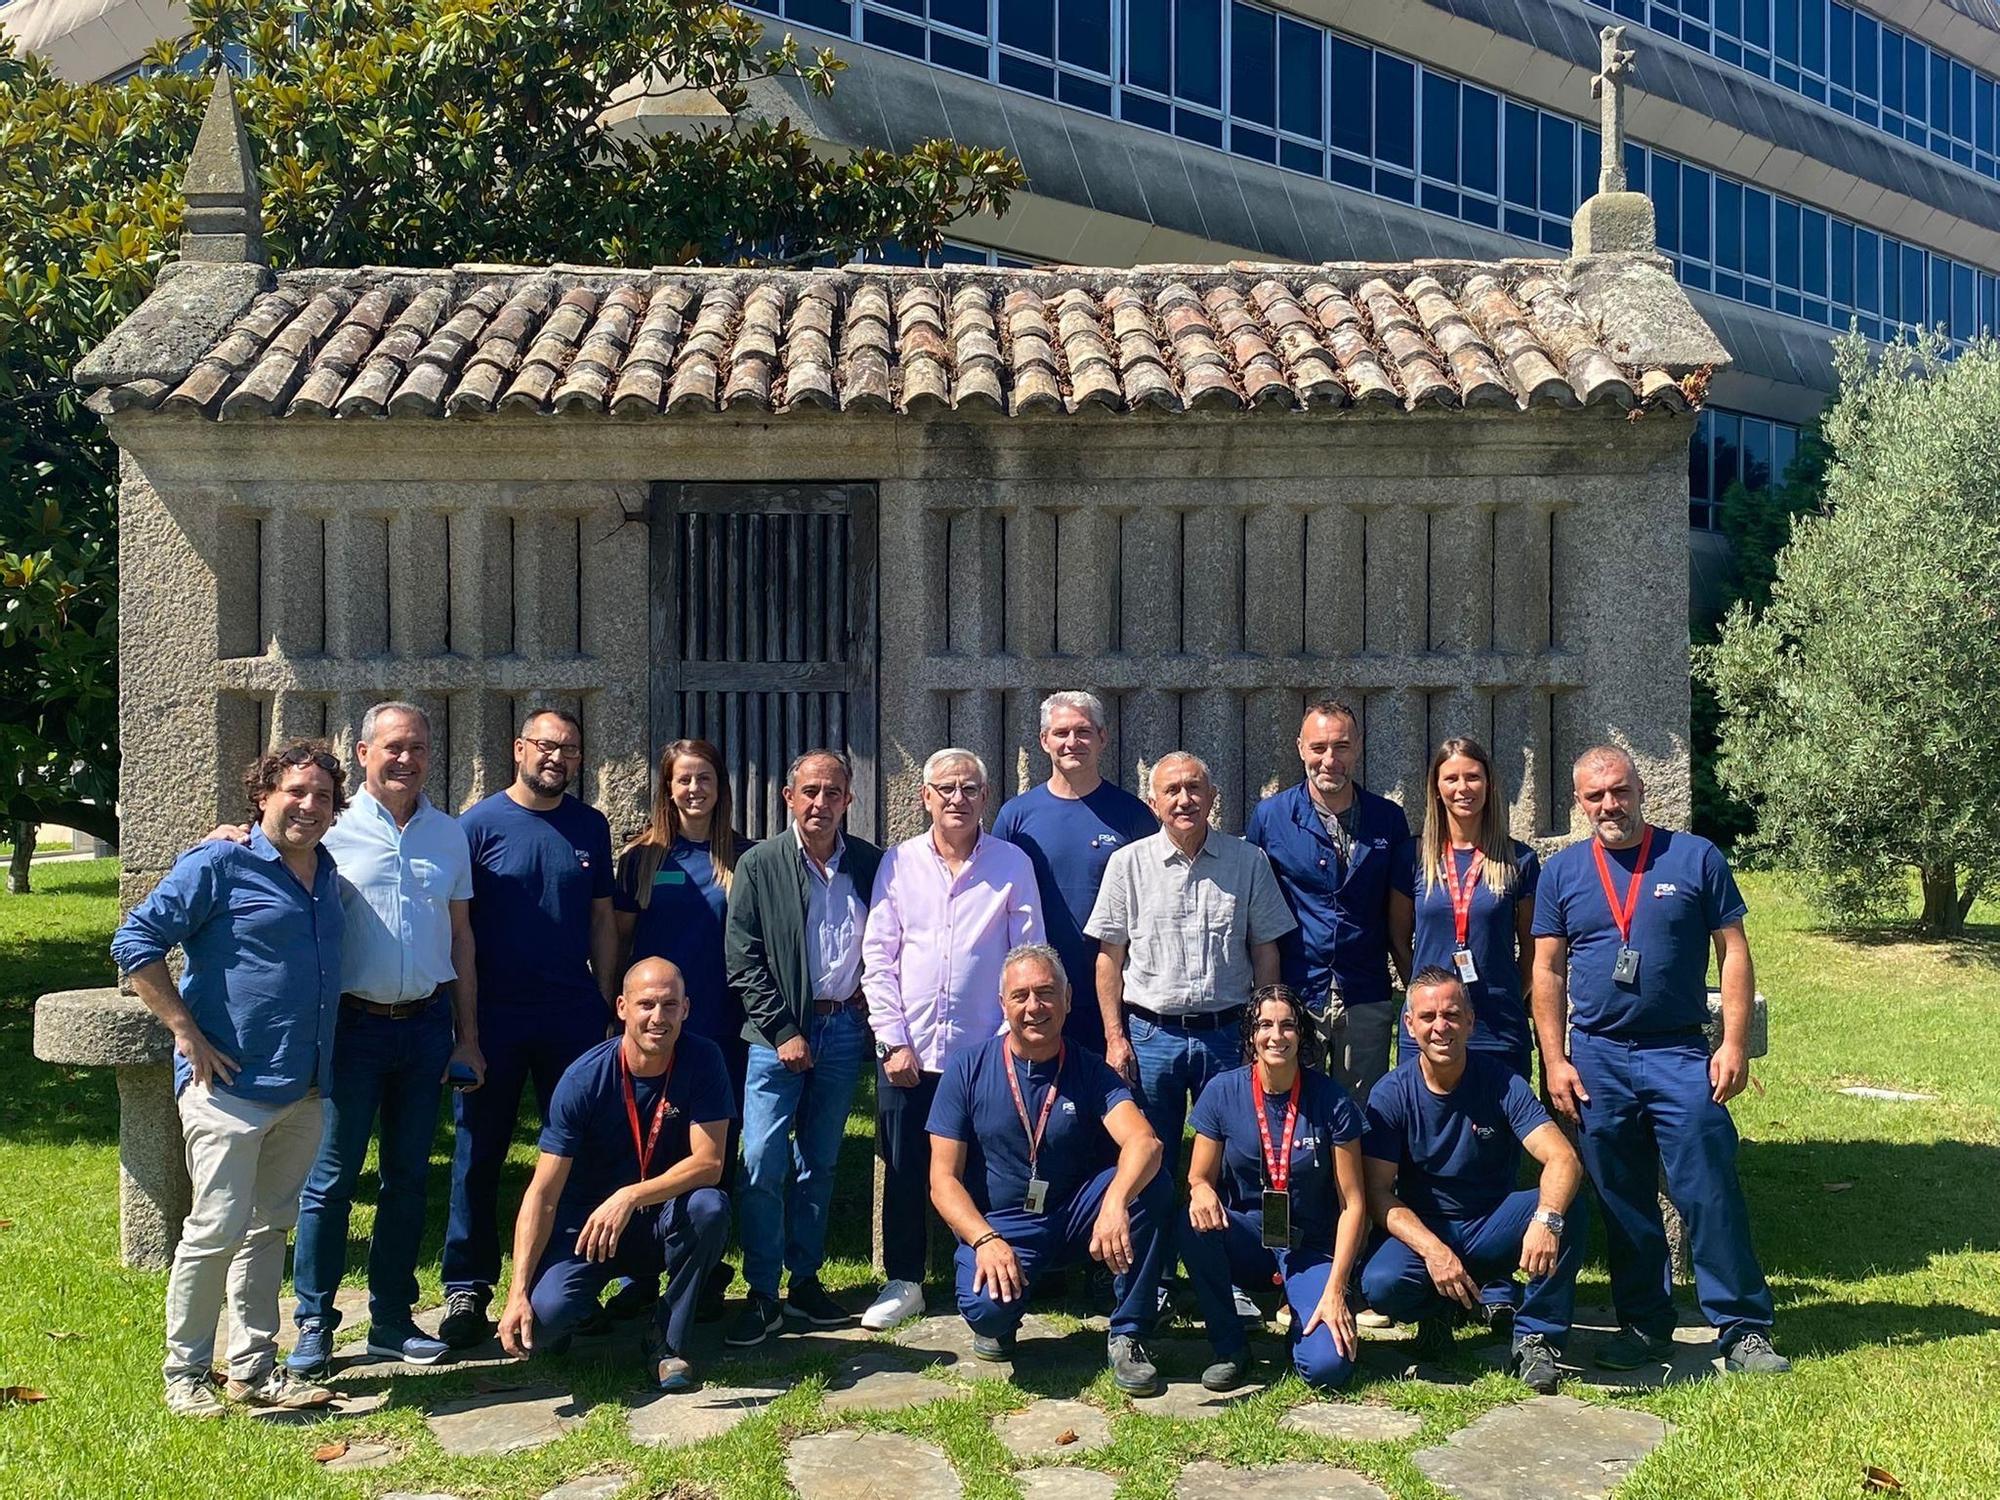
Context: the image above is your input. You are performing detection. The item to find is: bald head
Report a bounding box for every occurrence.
[617,956,688,1061]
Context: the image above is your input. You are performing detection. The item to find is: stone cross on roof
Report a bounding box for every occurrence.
[180,66,264,266]
[1591,25,1637,195]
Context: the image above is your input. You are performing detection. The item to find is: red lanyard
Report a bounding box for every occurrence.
[1004,1040,1064,1169]
[1250,1068,1302,1192]
[1445,848,1486,948]
[621,1046,674,1181]
[1590,823,1654,945]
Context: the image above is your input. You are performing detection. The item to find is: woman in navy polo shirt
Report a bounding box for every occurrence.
[1180,984,1368,1392]
[1402,737,1540,1081]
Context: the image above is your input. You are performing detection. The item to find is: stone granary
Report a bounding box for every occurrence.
[55,69,1726,1266]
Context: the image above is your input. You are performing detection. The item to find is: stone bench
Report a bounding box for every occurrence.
[33,986,189,1269]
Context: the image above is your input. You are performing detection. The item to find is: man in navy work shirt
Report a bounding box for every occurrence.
[928,943,1171,1394]
[498,957,733,1392]
[1247,700,1415,1102]
[113,742,348,1418]
[442,707,619,1348]
[992,690,1157,1054]
[1531,745,1788,1376]
[1359,968,1588,1393]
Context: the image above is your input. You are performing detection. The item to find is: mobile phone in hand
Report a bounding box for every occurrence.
[447,1060,480,1091]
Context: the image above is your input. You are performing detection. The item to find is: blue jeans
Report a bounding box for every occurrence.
[1359,1187,1590,1343]
[1126,1014,1239,1154]
[292,996,454,1331]
[1570,1029,1774,1348]
[530,1188,729,1359]
[738,1007,870,1298]
[955,1169,1171,1341]
[1179,1208,1354,1387]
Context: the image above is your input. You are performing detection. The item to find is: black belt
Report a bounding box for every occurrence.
[1124,1002,1244,1032]
[341,988,443,1019]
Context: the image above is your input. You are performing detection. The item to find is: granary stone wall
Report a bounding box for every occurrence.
[105,407,1691,908]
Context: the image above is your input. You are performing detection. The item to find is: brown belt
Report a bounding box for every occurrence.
[341,989,443,1019]
[812,992,864,1016]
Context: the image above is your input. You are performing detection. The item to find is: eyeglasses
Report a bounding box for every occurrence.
[523,738,583,760]
[927,781,985,803]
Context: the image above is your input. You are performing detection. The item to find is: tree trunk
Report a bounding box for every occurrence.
[1919,863,1964,937]
[6,822,37,895]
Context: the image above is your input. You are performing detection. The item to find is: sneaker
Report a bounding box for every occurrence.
[1356,1309,1393,1329]
[1477,1301,1516,1340]
[1107,1334,1159,1395]
[1412,1315,1455,1361]
[1723,1330,1791,1375]
[785,1277,853,1328]
[860,1279,926,1332]
[164,1376,226,1419]
[605,1277,660,1321]
[364,1325,450,1366]
[1232,1286,1261,1323]
[1201,1352,1251,1392]
[972,1332,1017,1362]
[653,1354,698,1391]
[285,1317,334,1379]
[437,1288,491,1349]
[1593,1325,1675,1371]
[724,1291,784,1348]
[223,1366,334,1409]
[1509,1332,1560,1394]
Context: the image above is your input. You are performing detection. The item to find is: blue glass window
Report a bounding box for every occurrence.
[1742,0,1768,50]
[1831,219,1854,309]
[1653,156,1680,254]
[1462,85,1498,196]
[1980,76,1997,154]
[1830,4,1851,89]
[1741,419,1772,492]
[1277,19,1321,139]
[1681,165,1711,264]
[1504,101,1537,209]
[1931,256,1952,330]
[1954,263,1976,341]
[1711,412,1741,495]
[1330,38,1371,158]
[1000,0,1054,55]
[1853,13,1877,101]
[1801,0,1823,75]
[1775,0,1798,65]
[1126,0,1169,92]
[1175,0,1221,107]
[1856,230,1879,314]
[999,53,1055,94]
[934,0,988,33]
[1175,106,1223,146]
[1230,3,1275,126]
[791,0,852,28]
[1537,113,1575,217]
[1954,61,1974,142]
[1714,178,1743,271]
[1903,245,1925,326]
[1058,0,1110,73]
[1374,53,1415,170]
[1801,208,1827,298]
[1772,425,1797,489]
[1743,187,1771,281]
[1689,411,1713,502]
[932,29,987,73]
[1878,27,1901,112]
[864,9,926,58]
[1421,71,1458,183]
[1775,200,1800,289]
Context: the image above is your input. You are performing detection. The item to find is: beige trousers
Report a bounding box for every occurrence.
[1326,1001,1397,1105]
[162,1085,324,1384]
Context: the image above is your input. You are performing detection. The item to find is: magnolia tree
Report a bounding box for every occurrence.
[0,0,1021,885]
[1703,332,2000,935]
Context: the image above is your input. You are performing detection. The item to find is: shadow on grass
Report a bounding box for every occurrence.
[1743,1139,2000,1280]
[1811,920,2000,971]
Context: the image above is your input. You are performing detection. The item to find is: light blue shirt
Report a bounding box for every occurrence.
[321,787,473,1004]
[797,824,864,1002]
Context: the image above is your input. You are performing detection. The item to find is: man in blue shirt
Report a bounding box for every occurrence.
[497,958,733,1392]
[1247,700,1415,1103]
[442,707,619,1348]
[1359,968,1587,1393]
[1532,746,1788,1375]
[113,742,348,1418]
[992,691,1157,1055]
[928,944,1170,1394]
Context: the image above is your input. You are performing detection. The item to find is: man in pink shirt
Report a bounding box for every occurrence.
[861,748,1041,1330]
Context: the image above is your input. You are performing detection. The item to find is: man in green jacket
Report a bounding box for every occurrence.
[723,749,884,1346]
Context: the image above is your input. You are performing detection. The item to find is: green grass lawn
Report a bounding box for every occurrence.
[1,860,1996,1498]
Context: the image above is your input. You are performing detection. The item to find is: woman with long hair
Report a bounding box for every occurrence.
[612,739,749,1317]
[1178,984,1369,1392]
[1403,736,1540,1082]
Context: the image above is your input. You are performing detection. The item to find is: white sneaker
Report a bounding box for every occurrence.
[860,1279,926,1331]
[1357,1309,1393,1329]
[164,1376,225,1419]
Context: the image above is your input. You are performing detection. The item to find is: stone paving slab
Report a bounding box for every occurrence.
[1474,1308,1721,1392]
[244,1389,389,1423]
[822,1350,967,1415]
[425,1386,585,1458]
[786,1431,962,1499]
[995,1398,1115,1458]
[322,1438,401,1470]
[1175,1460,1391,1498]
[1280,1401,1425,1442]
[627,1380,787,1449]
[1017,1469,1120,1498]
[537,1473,632,1500]
[1412,1394,1670,1500]
[1127,1374,1268,1420]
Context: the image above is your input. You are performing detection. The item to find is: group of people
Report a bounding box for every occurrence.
[114,689,1788,1417]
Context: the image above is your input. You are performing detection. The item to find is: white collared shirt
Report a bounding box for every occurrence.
[322,786,474,1003]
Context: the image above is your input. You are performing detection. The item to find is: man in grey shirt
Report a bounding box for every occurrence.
[1086,751,1297,1153]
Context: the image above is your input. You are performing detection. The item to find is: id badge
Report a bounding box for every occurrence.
[1260,1189,1291,1249]
[1613,946,1641,984]
[1453,947,1480,984]
[1024,1177,1049,1214]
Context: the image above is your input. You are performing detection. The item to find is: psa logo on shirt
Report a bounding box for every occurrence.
[1653,882,1679,898]
[1089,834,1123,850]
[575,849,594,870]
[1471,1123,1496,1140]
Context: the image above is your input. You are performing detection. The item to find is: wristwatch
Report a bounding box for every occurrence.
[875,1040,895,1063]
[1531,1209,1566,1235]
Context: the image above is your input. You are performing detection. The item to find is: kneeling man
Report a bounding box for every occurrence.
[1359,967,1587,1393]
[928,943,1170,1393]
[499,958,732,1391]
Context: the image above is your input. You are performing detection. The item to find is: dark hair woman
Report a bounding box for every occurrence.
[1178,983,1369,1393]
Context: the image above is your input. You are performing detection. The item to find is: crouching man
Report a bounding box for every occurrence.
[1358,968,1588,1393]
[498,958,732,1391]
[927,944,1170,1394]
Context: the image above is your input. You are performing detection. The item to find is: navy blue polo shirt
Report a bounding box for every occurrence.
[1246,781,1414,1009]
[1362,1053,1551,1221]
[615,836,748,1048]
[462,791,614,1014]
[1188,1064,1363,1248]
[1531,826,1746,1037]
[540,1034,736,1227]
[992,782,1158,1050]
[1404,841,1540,1063]
[927,1036,1132,1216]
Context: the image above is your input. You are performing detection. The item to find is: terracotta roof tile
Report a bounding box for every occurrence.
[102,261,1705,421]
